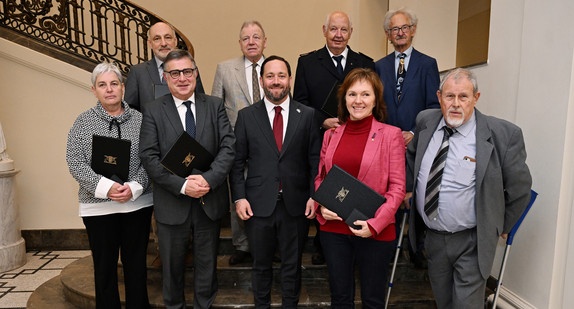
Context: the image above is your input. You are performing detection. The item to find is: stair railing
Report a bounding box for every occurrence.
[0,0,194,74]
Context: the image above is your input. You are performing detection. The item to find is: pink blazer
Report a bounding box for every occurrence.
[314,118,406,236]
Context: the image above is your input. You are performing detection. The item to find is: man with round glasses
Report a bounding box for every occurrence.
[375,8,440,146]
[375,8,441,270]
[139,49,235,309]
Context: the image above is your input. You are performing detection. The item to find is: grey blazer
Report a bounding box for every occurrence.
[139,92,235,224]
[406,108,532,279]
[211,56,255,128]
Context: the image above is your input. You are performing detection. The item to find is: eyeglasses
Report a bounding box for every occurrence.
[388,25,413,35]
[165,68,196,79]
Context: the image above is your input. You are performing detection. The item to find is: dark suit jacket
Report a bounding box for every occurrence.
[375,48,440,132]
[293,46,375,124]
[406,108,532,279]
[230,99,321,217]
[125,57,205,112]
[139,92,235,224]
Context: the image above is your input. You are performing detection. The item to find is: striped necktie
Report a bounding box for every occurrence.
[424,126,455,220]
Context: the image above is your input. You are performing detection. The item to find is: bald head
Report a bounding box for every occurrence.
[323,11,353,55]
[148,22,177,61]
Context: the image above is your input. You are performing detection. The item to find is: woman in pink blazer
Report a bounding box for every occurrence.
[314,68,406,308]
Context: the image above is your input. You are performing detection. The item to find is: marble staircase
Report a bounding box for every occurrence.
[27,226,436,308]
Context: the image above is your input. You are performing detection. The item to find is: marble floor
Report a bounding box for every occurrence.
[0,250,91,309]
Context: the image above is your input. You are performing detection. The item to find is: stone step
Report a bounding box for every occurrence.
[147,226,321,256]
[29,260,435,309]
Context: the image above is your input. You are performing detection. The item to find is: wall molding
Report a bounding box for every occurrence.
[0,40,91,91]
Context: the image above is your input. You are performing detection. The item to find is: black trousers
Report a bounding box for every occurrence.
[245,198,308,309]
[82,206,153,309]
[321,231,394,309]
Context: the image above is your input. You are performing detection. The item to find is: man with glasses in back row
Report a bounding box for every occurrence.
[375,8,440,269]
[139,49,235,309]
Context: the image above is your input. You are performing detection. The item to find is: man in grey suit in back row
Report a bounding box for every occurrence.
[406,68,532,308]
[211,20,267,265]
[139,49,235,309]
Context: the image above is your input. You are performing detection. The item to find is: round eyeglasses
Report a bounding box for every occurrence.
[165,68,196,79]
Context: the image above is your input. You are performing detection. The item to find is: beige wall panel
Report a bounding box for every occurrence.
[0,39,92,229]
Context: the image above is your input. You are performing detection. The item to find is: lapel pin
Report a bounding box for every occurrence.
[296,109,301,113]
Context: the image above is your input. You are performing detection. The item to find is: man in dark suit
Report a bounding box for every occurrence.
[293,10,374,264]
[406,68,532,308]
[230,56,321,308]
[375,8,440,146]
[139,50,235,309]
[212,20,267,265]
[125,22,204,112]
[375,8,440,269]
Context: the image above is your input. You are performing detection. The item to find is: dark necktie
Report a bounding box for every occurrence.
[183,101,196,138]
[160,63,166,85]
[252,62,260,104]
[273,106,283,151]
[424,126,455,220]
[333,55,344,76]
[396,53,406,99]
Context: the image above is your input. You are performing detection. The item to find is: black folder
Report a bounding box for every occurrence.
[153,84,170,99]
[160,132,214,177]
[313,165,386,229]
[91,135,131,183]
[321,81,340,118]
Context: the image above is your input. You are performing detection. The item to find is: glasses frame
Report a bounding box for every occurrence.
[165,68,197,79]
[388,24,413,35]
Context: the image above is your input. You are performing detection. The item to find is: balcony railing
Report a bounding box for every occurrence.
[0,0,194,74]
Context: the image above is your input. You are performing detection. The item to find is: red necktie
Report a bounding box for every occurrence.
[273,106,283,151]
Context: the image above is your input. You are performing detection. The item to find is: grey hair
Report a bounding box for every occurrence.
[383,8,418,31]
[439,68,479,95]
[324,11,353,29]
[91,62,123,86]
[239,20,266,38]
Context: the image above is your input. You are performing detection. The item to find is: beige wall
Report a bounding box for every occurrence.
[0,40,93,229]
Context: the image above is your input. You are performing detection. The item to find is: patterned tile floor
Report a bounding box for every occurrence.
[0,250,91,309]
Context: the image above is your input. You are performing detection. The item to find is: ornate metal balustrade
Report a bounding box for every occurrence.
[0,0,193,74]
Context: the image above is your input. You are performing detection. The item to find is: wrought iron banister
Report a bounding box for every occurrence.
[0,0,194,75]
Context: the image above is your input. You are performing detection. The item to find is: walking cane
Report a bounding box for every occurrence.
[490,190,538,309]
[385,207,409,309]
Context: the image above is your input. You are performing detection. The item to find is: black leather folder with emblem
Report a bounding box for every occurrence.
[91,135,131,183]
[160,132,214,177]
[321,81,340,118]
[313,164,386,229]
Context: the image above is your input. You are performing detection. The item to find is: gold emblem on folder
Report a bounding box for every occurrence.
[336,187,349,202]
[182,153,195,168]
[103,155,117,165]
